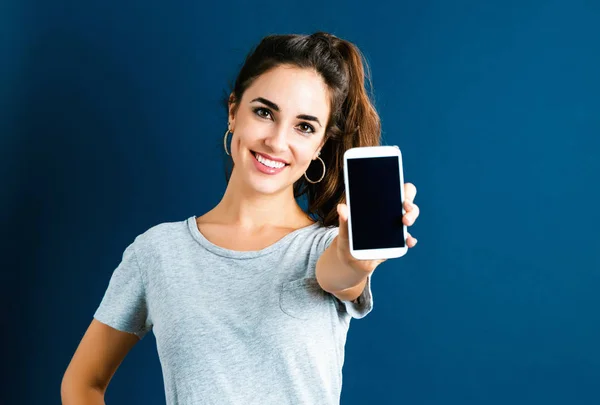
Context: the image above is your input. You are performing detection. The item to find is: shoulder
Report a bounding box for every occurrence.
[130,216,188,254]
[297,222,339,254]
[316,223,339,245]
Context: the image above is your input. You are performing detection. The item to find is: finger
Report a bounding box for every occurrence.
[404,183,417,206]
[406,231,418,248]
[404,184,417,213]
[403,203,420,226]
[336,203,350,243]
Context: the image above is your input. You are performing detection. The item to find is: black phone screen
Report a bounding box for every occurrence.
[346,156,405,250]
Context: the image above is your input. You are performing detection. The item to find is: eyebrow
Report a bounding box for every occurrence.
[250,97,322,127]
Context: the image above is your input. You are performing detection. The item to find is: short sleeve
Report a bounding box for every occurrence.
[318,226,374,320]
[339,273,373,319]
[93,238,153,340]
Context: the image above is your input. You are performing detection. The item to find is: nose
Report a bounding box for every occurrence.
[263,124,288,153]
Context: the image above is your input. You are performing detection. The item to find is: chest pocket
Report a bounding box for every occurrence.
[279,277,334,320]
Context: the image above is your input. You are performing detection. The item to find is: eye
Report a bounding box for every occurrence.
[253,107,272,120]
[297,123,315,135]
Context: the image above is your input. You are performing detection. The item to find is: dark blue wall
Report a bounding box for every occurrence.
[2,1,598,404]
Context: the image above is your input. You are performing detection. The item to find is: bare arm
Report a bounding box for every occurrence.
[316,236,370,302]
[61,319,140,404]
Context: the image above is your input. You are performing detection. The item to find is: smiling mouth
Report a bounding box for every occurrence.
[251,151,290,167]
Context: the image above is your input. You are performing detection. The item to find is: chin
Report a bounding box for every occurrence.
[247,168,301,195]
[246,177,288,195]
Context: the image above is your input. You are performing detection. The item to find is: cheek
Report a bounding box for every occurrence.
[231,127,252,153]
[288,151,311,169]
[293,142,321,166]
[234,121,263,148]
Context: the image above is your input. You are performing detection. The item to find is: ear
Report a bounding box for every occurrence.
[228,93,236,129]
[314,137,326,159]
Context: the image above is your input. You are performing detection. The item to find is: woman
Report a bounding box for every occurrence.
[61,31,420,405]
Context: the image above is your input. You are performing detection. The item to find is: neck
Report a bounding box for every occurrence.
[202,168,313,231]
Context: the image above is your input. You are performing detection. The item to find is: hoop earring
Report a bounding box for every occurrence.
[223,127,232,156]
[304,155,326,184]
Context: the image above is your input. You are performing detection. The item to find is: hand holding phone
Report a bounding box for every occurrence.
[341,145,409,261]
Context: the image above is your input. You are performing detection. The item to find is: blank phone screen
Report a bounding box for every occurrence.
[346,156,405,250]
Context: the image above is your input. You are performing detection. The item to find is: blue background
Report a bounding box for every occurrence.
[2,1,598,404]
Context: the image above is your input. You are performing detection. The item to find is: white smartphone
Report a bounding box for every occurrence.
[343,145,408,260]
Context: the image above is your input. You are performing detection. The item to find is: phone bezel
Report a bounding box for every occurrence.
[343,145,408,260]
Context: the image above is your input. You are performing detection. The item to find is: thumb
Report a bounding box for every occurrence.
[336,203,349,243]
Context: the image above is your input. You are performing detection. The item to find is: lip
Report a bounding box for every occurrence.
[252,151,289,165]
[251,150,288,175]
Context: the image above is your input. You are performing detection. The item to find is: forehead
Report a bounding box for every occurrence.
[243,65,330,118]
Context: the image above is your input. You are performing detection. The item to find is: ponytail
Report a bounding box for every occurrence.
[301,37,382,226]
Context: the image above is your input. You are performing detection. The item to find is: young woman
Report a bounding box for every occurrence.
[61,31,420,405]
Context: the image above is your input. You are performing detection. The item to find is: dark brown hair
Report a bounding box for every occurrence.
[224,32,381,227]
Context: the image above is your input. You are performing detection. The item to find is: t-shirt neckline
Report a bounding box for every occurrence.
[186,216,320,259]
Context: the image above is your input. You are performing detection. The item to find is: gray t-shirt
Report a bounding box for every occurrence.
[94,215,374,405]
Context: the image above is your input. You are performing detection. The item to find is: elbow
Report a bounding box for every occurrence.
[61,370,105,405]
[60,374,73,404]
[61,372,78,404]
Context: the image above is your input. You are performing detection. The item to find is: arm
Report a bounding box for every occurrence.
[61,319,140,404]
[315,235,371,302]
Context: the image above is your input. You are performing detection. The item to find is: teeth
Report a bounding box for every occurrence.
[255,153,285,169]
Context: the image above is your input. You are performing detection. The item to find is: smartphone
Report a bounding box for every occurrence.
[343,145,408,260]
